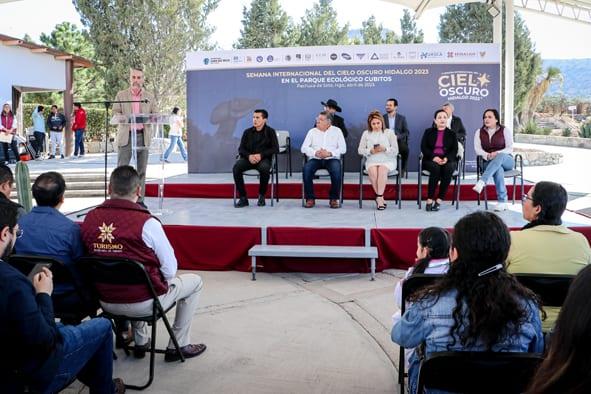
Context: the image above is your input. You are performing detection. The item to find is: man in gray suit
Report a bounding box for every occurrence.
[383,98,410,174]
[112,67,156,207]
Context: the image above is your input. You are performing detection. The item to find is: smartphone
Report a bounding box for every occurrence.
[27,263,52,282]
[373,144,380,148]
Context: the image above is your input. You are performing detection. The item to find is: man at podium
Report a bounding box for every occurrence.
[113,67,156,207]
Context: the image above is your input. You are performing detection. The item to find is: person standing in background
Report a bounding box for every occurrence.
[47,105,67,159]
[162,107,187,163]
[72,102,87,158]
[1,102,19,164]
[31,105,45,159]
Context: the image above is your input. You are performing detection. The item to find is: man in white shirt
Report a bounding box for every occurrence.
[301,111,346,208]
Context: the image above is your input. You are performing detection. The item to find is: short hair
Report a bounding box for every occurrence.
[531,181,567,225]
[319,111,332,124]
[172,107,180,115]
[32,172,66,207]
[110,165,141,197]
[51,104,58,109]
[74,102,82,109]
[387,98,398,106]
[37,105,44,112]
[442,102,455,111]
[434,109,448,119]
[367,110,385,131]
[0,199,18,232]
[130,66,144,73]
[254,109,268,119]
[0,164,14,186]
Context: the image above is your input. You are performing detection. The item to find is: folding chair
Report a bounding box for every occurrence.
[358,154,402,209]
[276,130,292,178]
[397,274,443,393]
[514,273,575,308]
[232,154,279,207]
[417,153,462,210]
[77,257,185,390]
[458,135,467,179]
[477,153,524,210]
[417,351,543,394]
[8,254,98,323]
[301,154,345,206]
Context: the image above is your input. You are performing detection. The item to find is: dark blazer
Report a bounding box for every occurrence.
[331,114,348,138]
[383,113,409,139]
[237,124,279,160]
[450,115,466,140]
[421,127,458,162]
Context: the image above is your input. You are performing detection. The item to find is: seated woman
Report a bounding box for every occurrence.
[392,211,544,394]
[527,265,591,393]
[472,108,514,211]
[420,109,458,211]
[357,111,398,210]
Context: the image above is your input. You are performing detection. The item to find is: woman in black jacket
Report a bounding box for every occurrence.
[421,109,458,211]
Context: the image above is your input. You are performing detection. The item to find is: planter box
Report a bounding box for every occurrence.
[85,140,117,153]
[516,133,591,149]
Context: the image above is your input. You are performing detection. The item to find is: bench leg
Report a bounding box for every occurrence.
[251,256,256,281]
[370,258,375,281]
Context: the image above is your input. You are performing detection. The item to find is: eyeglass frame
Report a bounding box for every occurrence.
[521,194,534,202]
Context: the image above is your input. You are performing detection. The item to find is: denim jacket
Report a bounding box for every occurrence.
[32,111,46,133]
[391,289,543,394]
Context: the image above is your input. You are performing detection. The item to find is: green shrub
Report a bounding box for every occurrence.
[539,127,552,136]
[581,122,591,139]
[562,127,571,137]
[522,120,539,135]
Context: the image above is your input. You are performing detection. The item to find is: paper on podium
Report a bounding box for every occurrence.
[110,113,174,125]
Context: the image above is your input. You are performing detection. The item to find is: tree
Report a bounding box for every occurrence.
[296,0,349,46]
[438,3,541,127]
[400,9,424,43]
[521,66,563,125]
[235,0,292,48]
[360,15,398,45]
[73,0,219,109]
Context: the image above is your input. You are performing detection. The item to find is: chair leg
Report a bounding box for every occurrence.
[512,176,516,205]
[124,319,157,390]
[233,183,237,207]
[160,311,185,363]
[398,174,402,209]
[484,185,489,210]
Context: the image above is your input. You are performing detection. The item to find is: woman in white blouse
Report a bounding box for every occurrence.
[162,107,188,162]
[358,111,398,210]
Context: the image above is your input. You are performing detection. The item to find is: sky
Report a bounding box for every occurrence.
[1,0,590,59]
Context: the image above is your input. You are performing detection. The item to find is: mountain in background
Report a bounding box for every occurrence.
[543,58,591,99]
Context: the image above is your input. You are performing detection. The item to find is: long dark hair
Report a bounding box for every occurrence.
[528,265,591,393]
[411,211,542,349]
[522,181,567,230]
[413,227,451,274]
[482,108,502,128]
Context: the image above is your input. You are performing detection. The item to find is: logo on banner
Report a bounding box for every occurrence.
[407,51,417,59]
[266,55,274,62]
[246,56,253,63]
[232,56,243,63]
[296,53,302,60]
[447,51,478,59]
[420,51,444,60]
[285,55,292,61]
[438,71,491,101]
[341,53,352,60]
[203,58,210,65]
[256,56,263,63]
[356,53,365,60]
[480,51,487,57]
[370,53,379,60]
[392,51,406,60]
[330,53,338,60]
[304,54,312,61]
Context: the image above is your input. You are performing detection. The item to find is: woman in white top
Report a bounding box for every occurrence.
[472,108,514,211]
[162,107,188,162]
[357,111,398,210]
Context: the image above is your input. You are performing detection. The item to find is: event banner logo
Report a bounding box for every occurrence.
[438,71,491,101]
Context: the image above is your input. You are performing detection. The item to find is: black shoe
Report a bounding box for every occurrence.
[164,343,207,362]
[133,342,150,359]
[235,197,249,208]
[432,202,441,211]
[257,195,266,206]
[426,203,433,212]
[48,155,55,159]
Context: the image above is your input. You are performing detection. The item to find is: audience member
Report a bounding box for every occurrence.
[46,105,67,159]
[527,264,591,394]
[507,181,591,328]
[392,211,544,394]
[383,98,410,174]
[420,109,458,211]
[321,99,348,138]
[0,164,25,219]
[162,107,188,163]
[1,102,20,164]
[81,165,206,361]
[72,102,87,158]
[472,108,515,211]
[442,102,467,142]
[301,111,346,209]
[32,105,46,159]
[0,199,124,393]
[233,109,279,208]
[358,110,398,210]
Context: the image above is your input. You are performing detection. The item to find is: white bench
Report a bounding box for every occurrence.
[248,228,378,281]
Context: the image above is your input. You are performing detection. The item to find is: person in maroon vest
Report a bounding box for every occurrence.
[472,109,514,211]
[1,102,20,164]
[81,165,206,362]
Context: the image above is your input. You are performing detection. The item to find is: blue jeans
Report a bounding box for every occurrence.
[163,135,187,160]
[43,318,115,394]
[303,158,342,200]
[481,153,514,202]
[74,129,85,156]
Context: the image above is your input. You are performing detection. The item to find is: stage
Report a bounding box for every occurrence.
[69,172,591,276]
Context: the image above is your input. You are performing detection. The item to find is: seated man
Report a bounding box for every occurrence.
[233,109,279,208]
[14,171,91,323]
[0,163,25,219]
[507,181,591,329]
[81,165,206,361]
[0,200,124,393]
[301,111,347,209]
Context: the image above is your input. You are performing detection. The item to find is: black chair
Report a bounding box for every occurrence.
[417,351,543,394]
[476,153,524,210]
[514,273,575,308]
[301,154,345,206]
[7,254,98,324]
[417,152,462,210]
[458,135,467,179]
[358,154,402,209]
[276,130,292,178]
[397,274,443,393]
[77,257,185,390]
[232,154,279,207]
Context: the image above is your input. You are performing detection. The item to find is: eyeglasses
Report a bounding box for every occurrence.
[521,194,534,202]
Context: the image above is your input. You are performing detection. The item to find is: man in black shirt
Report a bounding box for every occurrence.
[322,99,348,138]
[233,109,279,208]
[46,105,67,159]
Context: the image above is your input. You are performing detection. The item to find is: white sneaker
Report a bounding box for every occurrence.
[472,180,485,194]
[494,202,507,211]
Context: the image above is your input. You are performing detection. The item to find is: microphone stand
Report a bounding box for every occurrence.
[73,98,148,218]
